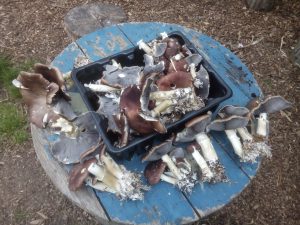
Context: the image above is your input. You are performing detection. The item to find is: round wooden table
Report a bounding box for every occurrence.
[32,22,262,225]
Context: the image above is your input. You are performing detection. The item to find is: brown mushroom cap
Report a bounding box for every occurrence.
[17,72,60,128]
[120,85,166,134]
[34,63,65,89]
[144,160,167,185]
[142,137,173,162]
[68,158,97,191]
[163,37,182,59]
[156,71,193,91]
[113,111,129,148]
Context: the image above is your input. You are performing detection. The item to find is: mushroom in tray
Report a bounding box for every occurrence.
[175,112,227,182]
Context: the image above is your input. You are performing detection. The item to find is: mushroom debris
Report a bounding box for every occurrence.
[142,137,197,194]
[175,112,227,183]
[69,149,149,201]
[84,32,209,147]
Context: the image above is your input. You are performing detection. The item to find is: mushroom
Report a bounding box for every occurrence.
[142,138,182,179]
[194,65,210,99]
[15,72,61,128]
[68,158,97,191]
[186,142,214,182]
[51,112,101,164]
[144,160,176,185]
[175,112,227,182]
[143,54,165,75]
[137,39,153,55]
[84,83,120,93]
[119,85,166,135]
[247,96,292,137]
[207,112,249,159]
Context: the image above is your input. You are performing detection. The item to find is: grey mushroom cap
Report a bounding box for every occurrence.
[52,98,78,121]
[153,42,168,57]
[174,126,197,143]
[142,138,174,162]
[51,112,100,164]
[185,54,203,66]
[169,147,186,159]
[143,54,165,75]
[251,96,292,116]
[195,65,210,99]
[102,66,142,88]
[207,115,249,132]
[219,105,250,117]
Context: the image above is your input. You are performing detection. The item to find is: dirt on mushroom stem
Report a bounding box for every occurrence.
[0,0,299,224]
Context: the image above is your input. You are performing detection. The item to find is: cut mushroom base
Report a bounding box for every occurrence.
[255,113,269,137]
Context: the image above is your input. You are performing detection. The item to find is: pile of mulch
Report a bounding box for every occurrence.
[0,0,299,224]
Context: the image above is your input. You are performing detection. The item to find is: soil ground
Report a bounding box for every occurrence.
[0,0,299,224]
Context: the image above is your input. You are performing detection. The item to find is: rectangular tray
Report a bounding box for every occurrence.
[72,31,232,157]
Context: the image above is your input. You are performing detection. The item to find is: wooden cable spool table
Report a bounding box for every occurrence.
[32,22,262,225]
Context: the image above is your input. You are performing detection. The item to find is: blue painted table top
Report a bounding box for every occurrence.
[51,22,262,225]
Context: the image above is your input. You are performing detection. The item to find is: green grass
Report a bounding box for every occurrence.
[0,56,34,144]
[0,56,34,99]
[0,102,29,143]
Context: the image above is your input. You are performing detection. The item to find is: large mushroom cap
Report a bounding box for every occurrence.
[51,112,101,164]
[219,105,250,117]
[207,115,249,132]
[142,138,173,162]
[144,160,167,185]
[68,158,97,191]
[250,96,292,116]
[186,112,212,133]
[34,63,65,89]
[156,71,193,91]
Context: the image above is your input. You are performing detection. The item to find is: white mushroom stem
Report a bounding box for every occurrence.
[150,87,192,101]
[189,63,197,79]
[84,83,119,92]
[237,127,253,142]
[160,32,168,39]
[256,113,269,137]
[151,99,176,117]
[189,147,214,180]
[137,40,153,55]
[87,163,121,192]
[161,154,182,180]
[195,133,219,162]
[225,129,244,159]
[85,177,117,194]
[100,154,124,179]
[160,173,177,185]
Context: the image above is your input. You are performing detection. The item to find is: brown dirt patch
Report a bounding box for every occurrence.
[0,0,299,224]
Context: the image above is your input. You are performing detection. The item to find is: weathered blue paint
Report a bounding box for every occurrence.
[75,25,134,62]
[51,42,84,73]
[94,154,199,225]
[51,22,263,224]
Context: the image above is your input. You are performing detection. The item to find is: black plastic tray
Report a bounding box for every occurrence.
[72,31,232,157]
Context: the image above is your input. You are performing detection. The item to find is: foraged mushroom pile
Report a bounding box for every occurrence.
[84,32,208,147]
[13,33,292,199]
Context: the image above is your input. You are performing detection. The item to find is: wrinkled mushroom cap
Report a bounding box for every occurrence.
[142,137,173,162]
[144,160,167,185]
[68,158,97,191]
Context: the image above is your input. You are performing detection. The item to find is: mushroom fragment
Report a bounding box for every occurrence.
[144,160,168,185]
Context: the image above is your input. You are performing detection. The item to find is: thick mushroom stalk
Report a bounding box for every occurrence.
[142,138,182,180]
[137,40,152,55]
[186,143,213,182]
[255,112,269,137]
